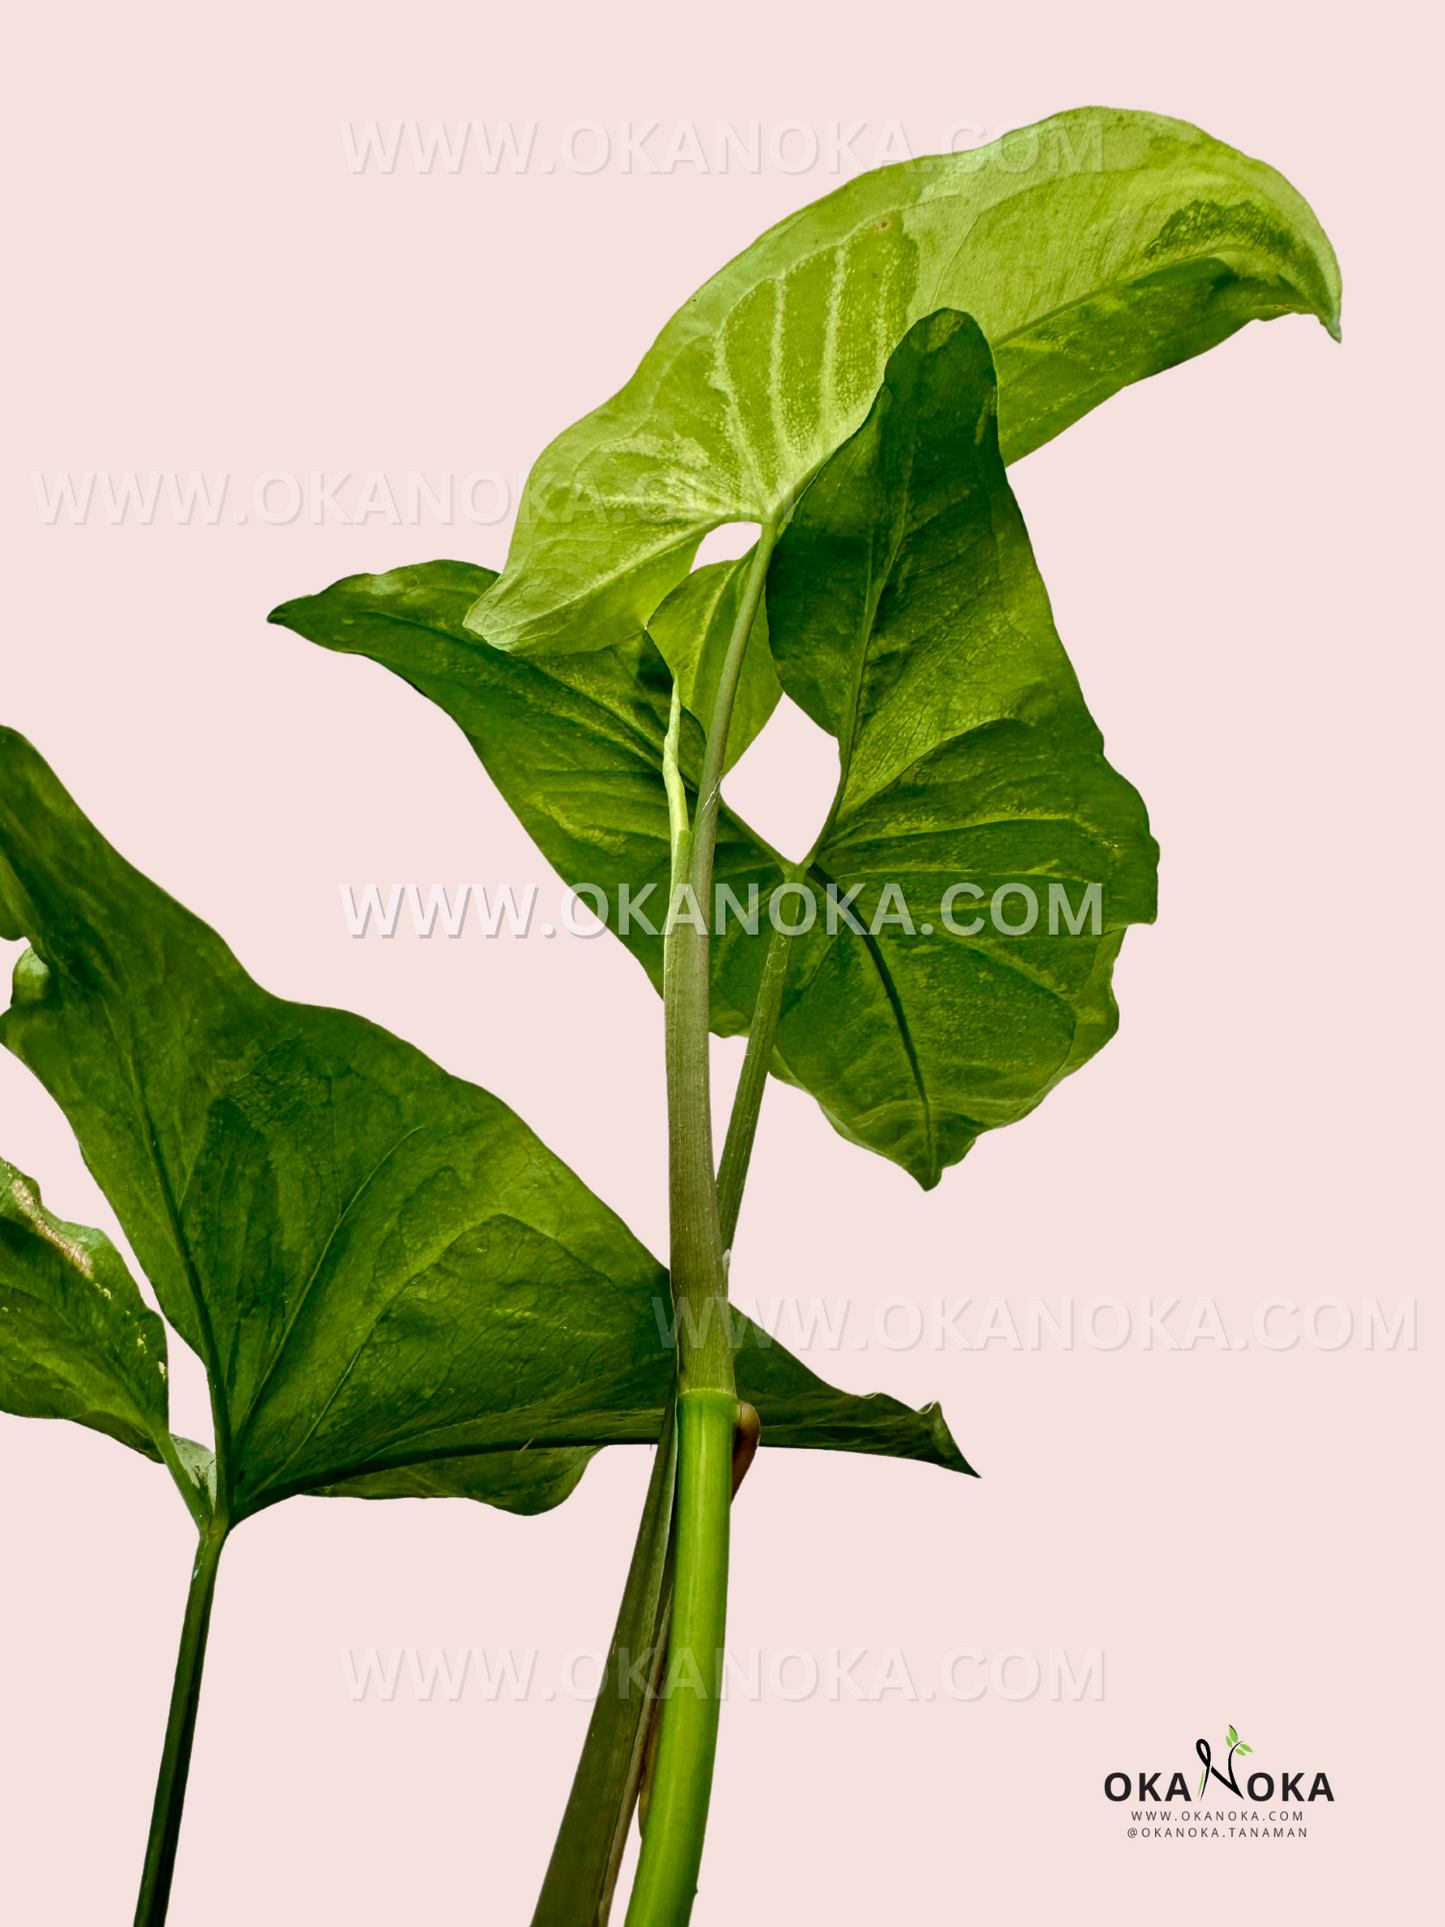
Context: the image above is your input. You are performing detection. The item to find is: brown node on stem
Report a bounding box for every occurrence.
[731,1400,761,1498]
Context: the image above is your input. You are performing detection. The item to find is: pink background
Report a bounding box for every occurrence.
[3,4,1438,1921]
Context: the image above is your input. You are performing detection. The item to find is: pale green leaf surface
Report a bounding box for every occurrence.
[645,553,781,767]
[469,107,1340,657]
[170,1434,218,1513]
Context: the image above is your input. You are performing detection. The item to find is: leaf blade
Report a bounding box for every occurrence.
[471,107,1339,657]
[0,729,972,1511]
[0,1155,170,1460]
[760,310,1157,1183]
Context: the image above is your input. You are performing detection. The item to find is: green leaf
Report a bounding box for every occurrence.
[269,562,785,1034]
[0,729,972,1519]
[273,321,1158,1193]
[318,1448,596,1517]
[1236,1742,1253,1755]
[1228,1725,1238,1745]
[645,552,781,767]
[0,1156,169,1460]
[169,1434,218,1515]
[759,310,1157,1183]
[469,107,1339,658]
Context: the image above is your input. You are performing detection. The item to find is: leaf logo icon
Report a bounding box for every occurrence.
[1196,1725,1253,1798]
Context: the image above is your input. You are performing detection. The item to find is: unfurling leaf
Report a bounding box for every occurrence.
[646,553,781,768]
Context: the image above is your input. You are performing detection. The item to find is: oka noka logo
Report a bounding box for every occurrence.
[1105,1723,1334,1806]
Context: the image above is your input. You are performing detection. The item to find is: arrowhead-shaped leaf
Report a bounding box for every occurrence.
[755,309,1156,1182]
[0,730,971,1521]
[274,316,1157,1192]
[469,107,1340,658]
[0,1156,169,1461]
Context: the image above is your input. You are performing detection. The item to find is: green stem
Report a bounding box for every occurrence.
[530,1403,678,1927]
[716,916,792,1252]
[662,528,775,1396]
[623,1388,736,1927]
[133,1515,228,1927]
[626,527,776,1925]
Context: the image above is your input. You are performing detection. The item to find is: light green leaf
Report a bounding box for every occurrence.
[1228,1724,1238,1745]
[0,730,972,1520]
[1236,1742,1253,1755]
[760,310,1157,1183]
[470,107,1339,658]
[645,553,781,767]
[169,1434,218,1514]
[0,1156,170,1460]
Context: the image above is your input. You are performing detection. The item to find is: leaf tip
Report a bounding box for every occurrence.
[922,1400,979,1478]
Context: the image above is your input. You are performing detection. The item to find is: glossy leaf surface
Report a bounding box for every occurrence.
[469,108,1340,658]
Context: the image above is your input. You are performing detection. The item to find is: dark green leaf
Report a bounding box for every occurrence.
[0,730,971,1518]
[0,1156,169,1460]
[269,562,784,1035]
[760,311,1157,1183]
[320,1449,595,1517]
[469,108,1339,658]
